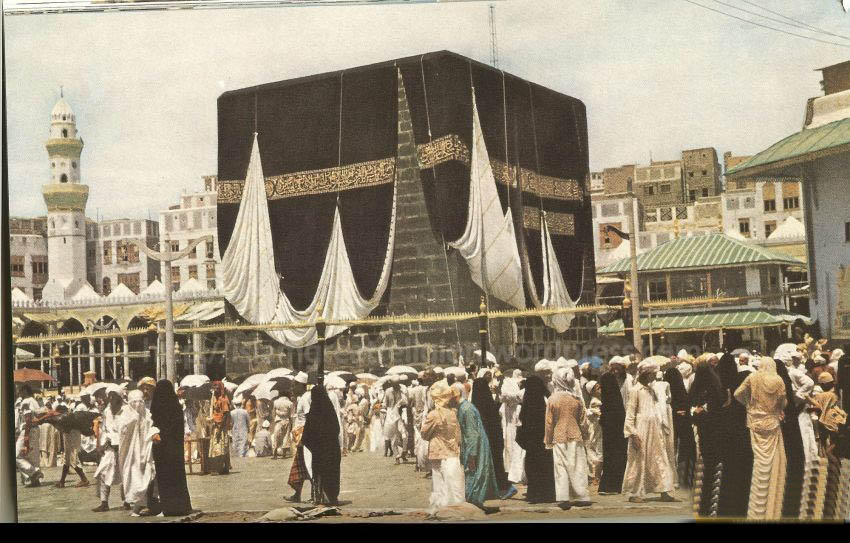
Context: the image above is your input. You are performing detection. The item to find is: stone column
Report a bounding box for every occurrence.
[123,337,131,380]
[156,327,164,380]
[112,338,117,379]
[100,338,106,379]
[88,339,96,373]
[76,344,82,387]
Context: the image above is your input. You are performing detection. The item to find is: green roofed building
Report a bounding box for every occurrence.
[598,233,810,353]
[726,60,850,343]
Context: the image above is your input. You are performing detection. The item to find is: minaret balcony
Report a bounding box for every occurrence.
[42,183,89,212]
[45,138,83,156]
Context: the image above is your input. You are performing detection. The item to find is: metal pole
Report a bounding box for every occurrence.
[100,337,106,380]
[648,305,654,356]
[164,238,176,383]
[76,344,82,390]
[193,320,202,375]
[626,192,643,354]
[88,338,95,373]
[479,296,489,367]
[112,337,117,379]
[156,325,163,381]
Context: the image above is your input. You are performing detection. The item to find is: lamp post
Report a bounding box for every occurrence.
[129,234,212,383]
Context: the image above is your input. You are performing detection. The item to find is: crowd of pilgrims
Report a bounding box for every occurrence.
[15,337,849,520]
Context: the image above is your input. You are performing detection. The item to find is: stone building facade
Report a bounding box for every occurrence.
[682,147,722,202]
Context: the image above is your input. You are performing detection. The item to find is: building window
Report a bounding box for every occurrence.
[743,197,755,209]
[701,169,707,176]
[845,222,850,242]
[116,240,129,263]
[735,180,749,190]
[671,273,708,299]
[117,273,141,295]
[660,207,672,221]
[11,256,25,277]
[170,241,180,253]
[739,218,751,237]
[765,221,777,238]
[207,278,217,290]
[103,241,112,264]
[206,262,216,280]
[133,222,141,236]
[103,225,111,236]
[783,196,800,210]
[171,267,181,290]
[32,288,42,301]
[102,277,111,296]
[647,277,667,302]
[189,245,197,259]
[688,172,694,178]
[206,240,215,259]
[689,190,697,202]
[188,265,198,280]
[644,185,655,196]
[701,188,709,198]
[659,183,671,194]
[600,203,620,217]
[62,129,68,138]
[72,161,76,169]
[60,174,68,183]
[726,198,739,210]
[764,199,776,212]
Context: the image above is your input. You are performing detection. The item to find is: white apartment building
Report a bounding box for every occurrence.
[98,218,161,295]
[158,176,221,292]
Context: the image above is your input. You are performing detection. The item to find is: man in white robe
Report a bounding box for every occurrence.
[622,360,678,503]
[119,390,159,517]
[382,376,408,463]
[16,388,44,487]
[272,393,294,458]
[92,391,129,512]
[501,370,526,484]
[253,420,273,457]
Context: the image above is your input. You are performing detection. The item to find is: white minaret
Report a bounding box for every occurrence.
[42,90,89,301]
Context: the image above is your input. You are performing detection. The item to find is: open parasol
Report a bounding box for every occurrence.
[356,372,379,385]
[329,370,357,384]
[14,368,55,383]
[731,348,751,357]
[234,373,267,399]
[251,380,285,401]
[472,350,497,365]
[386,365,418,380]
[264,367,294,380]
[641,355,671,367]
[180,374,210,388]
[324,374,348,390]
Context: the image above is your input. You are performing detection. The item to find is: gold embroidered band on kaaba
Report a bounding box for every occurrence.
[521,206,576,236]
[217,133,584,204]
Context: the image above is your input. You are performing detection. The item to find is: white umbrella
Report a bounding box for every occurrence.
[387,365,417,375]
[773,343,799,361]
[234,373,267,398]
[221,379,238,393]
[251,380,281,402]
[82,382,108,397]
[472,350,497,364]
[356,372,378,383]
[444,366,467,378]
[180,374,210,388]
[324,375,348,390]
[329,370,355,378]
[265,367,294,380]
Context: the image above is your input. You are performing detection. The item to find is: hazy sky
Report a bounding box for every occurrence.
[6,0,850,220]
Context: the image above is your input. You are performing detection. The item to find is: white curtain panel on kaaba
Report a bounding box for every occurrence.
[221,133,396,347]
[538,212,578,333]
[449,92,525,310]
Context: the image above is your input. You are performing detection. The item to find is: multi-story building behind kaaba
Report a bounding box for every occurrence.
[216,51,597,373]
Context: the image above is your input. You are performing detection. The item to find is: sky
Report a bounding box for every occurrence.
[5,0,850,220]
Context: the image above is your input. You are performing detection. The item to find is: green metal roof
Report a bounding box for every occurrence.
[599,308,811,335]
[599,233,803,275]
[726,116,850,178]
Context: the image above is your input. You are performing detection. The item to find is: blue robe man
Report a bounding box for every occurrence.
[456,397,499,507]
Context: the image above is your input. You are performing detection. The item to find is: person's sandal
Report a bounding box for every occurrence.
[628,497,645,503]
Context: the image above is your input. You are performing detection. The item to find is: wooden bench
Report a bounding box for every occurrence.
[184,437,210,475]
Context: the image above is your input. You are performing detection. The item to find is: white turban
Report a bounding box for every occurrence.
[609,356,626,367]
[553,357,569,370]
[293,372,308,384]
[476,368,492,379]
[677,349,689,359]
[637,359,659,377]
[830,349,844,362]
[432,366,444,375]
[566,359,579,369]
[512,369,523,379]
[262,420,270,429]
[534,359,553,372]
[579,362,590,372]
[584,380,598,396]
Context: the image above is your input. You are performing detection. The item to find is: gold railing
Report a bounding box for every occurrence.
[11,288,811,345]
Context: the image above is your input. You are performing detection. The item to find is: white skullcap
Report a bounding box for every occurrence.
[584,380,598,395]
[579,362,590,371]
[566,359,579,368]
[234,399,243,406]
[830,349,844,362]
[534,359,552,372]
[293,372,308,384]
[262,420,270,429]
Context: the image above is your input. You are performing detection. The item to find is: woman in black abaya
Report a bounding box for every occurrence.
[664,366,696,489]
[515,375,555,503]
[775,361,804,518]
[597,371,628,494]
[471,377,514,498]
[150,380,193,516]
[689,359,724,517]
[302,385,341,506]
[715,353,752,518]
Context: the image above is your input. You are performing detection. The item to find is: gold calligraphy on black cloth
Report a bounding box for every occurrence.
[217,134,584,205]
[521,207,576,236]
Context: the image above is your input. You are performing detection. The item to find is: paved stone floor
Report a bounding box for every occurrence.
[16,452,693,522]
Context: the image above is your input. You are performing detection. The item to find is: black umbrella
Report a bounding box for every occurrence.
[39,411,101,437]
[182,382,213,401]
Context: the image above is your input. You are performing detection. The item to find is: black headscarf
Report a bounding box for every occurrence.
[597,370,628,494]
[150,379,192,516]
[516,375,547,452]
[716,353,738,397]
[472,377,508,491]
[302,386,341,505]
[690,362,724,412]
[664,367,689,413]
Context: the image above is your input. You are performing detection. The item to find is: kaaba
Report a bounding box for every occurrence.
[216,51,596,372]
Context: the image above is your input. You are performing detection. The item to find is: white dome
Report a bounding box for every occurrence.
[51,97,75,122]
[768,216,805,241]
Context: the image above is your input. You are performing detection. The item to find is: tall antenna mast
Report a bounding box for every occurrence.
[489,4,499,69]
